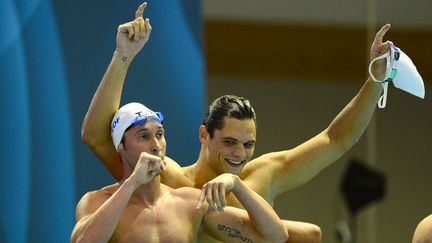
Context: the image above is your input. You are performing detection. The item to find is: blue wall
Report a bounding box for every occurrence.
[0,0,204,242]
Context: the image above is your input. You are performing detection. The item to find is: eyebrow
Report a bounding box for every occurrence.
[131,127,149,134]
[222,137,255,143]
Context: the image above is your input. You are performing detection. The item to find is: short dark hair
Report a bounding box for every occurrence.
[118,125,135,165]
[203,95,256,138]
[120,124,135,150]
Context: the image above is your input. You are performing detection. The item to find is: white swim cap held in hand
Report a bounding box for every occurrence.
[369,44,425,108]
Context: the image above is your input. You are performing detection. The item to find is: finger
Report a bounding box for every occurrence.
[140,18,152,39]
[147,160,155,174]
[145,153,162,161]
[212,183,225,212]
[135,2,147,19]
[160,163,166,171]
[160,159,167,171]
[211,183,223,211]
[123,24,134,39]
[219,185,227,208]
[118,23,133,37]
[132,20,140,41]
[160,160,166,172]
[145,18,152,33]
[205,185,216,211]
[150,159,161,173]
[196,186,207,209]
[155,160,162,173]
[373,23,391,46]
[137,17,145,34]
[382,40,393,53]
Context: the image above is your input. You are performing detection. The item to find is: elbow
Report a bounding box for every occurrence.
[308,224,322,243]
[80,121,92,146]
[268,223,289,243]
[276,222,321,243]
[279,228,290,243]
[299,224,322,243]
[81,121,100,150]
[81,112,99,146]
[326,125,359,153]
[325,129,355,156]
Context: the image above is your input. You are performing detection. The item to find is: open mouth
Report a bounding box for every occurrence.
[224,158,246,167]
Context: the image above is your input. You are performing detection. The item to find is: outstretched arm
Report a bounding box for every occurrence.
[81,2,151,180]
[198,173,289,242]
[243,24,393,198]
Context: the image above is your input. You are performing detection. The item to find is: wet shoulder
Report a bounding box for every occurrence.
[75,183,119,220]
[80,183,118,201]
[99,183,120,194]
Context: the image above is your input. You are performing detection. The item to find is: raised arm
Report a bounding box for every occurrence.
[71,152,164,243]
[243,24,393,198]
[81,2,151,180]
[198,173,289,242]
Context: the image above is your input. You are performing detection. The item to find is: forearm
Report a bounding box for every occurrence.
[233,177,288,241]
[71,179,138,243]
[81,51,133,145]
[327,78,383,149]
[81,51,134,180]
[267,79,384,194]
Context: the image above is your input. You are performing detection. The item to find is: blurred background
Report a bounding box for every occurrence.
[1,0,431,242]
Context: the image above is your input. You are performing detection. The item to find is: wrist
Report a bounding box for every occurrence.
[366,77,384,90]
[113,50,135,66]
[124,175,140,191]
[231,175,241,192]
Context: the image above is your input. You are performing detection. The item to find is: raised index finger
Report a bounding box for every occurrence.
[135,2,147,19]
[373,24,391,46]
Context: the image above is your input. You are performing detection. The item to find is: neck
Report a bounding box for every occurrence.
[136,177,163,204]
[121,175,166,206]
[193,148,219,188]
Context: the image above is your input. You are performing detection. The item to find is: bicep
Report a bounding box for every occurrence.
[271,130,345,192]
[71,193,105,242]
[75,192,103,222]
[202,207,265,242]
[245,130,344,197]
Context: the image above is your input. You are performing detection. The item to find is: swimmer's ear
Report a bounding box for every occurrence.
[118,143,125,152]
[199,125,209,144]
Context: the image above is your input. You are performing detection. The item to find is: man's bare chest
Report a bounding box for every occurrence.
[112,201,201,242]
